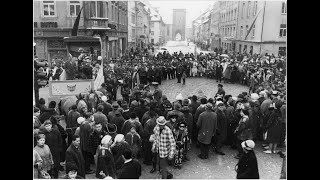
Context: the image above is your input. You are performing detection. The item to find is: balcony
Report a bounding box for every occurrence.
[84,18,110,30]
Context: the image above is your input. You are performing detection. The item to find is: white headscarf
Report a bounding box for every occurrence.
[101,135,112,145]
[114,134,124,143]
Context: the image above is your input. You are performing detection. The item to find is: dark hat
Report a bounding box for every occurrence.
[275,100,283,109]
[182,99,190,106]
[106,123,117,134]
[218,83,223,87]
[237,94,245,99]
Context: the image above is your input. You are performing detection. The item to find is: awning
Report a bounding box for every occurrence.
[63,36,100,43]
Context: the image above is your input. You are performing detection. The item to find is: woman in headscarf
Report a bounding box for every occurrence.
[96,135,116,179]
[34,134,54,177]
[234,109,253,159]
[111,134,130,172]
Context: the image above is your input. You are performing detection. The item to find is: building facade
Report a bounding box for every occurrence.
[165,24,173,42]
[219,1,239,52]
[234,1,287,56]
[172,9,186,40]
[209,2,220,50]
[34,0,128,62]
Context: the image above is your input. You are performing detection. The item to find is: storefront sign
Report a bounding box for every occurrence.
[47,40,65,49]
[40,22,58,28]
[49,80,94,96]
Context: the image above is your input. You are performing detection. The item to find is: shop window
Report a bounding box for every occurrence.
[69,1,81,17]
[43,1,55,17]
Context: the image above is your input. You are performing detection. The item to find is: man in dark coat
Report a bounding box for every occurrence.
[142,111,157,167]
[39,101,59,124]
[66,105,81,146]
[118,149,142,179]
[133,99,149,123]
[196,103,217,159]
[79,118,95,174]
[236,140,259,179]
[66,135,86,179]
[214,102,228,155]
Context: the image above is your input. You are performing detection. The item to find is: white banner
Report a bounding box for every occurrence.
[49,80,94,96]
[94,67,104,90]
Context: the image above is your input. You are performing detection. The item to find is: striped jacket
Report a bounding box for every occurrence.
[153,125,176,158]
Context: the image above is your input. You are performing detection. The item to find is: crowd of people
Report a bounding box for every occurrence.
[33,46,286,179]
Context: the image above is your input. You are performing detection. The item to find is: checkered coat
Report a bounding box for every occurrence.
[153,125,176,158]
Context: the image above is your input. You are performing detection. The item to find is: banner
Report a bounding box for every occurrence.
[49,80,94,96]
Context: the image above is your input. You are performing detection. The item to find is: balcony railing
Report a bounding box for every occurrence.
[85,18,110,30]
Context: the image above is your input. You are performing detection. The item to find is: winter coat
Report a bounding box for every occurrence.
[194,104,206,123]
[33,149,43,179]
[216,109,228,142]
[197,110,218,144]
[94,112,108,127]
[41,128,62,165]
[133,105,149,123]
[118,159,142,179]
[66,144,86,178]
[111,141,131,170]
[79,121,93,152]
[89,129,107,154]
[110,114,125,134]
[236,150,259,179]
[66,110,80,129]
[96,146,116,179]
[39,110,59,124]
[125,132,142,157]
[34,145,54,172]
[266,110,282,143]
[235,116,253,141]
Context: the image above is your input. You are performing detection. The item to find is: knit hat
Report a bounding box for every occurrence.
[101,135,112,145]
[156,116,166,125]
[241,140,255,150]
[77,117,85,124]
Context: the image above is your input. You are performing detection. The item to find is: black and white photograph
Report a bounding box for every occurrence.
[33,0,287,179]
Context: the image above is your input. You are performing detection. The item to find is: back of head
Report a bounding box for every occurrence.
[123,149,132,160]
[39,98,46,105]
[200,98,207,104]
[48,101,56,108]
[97,105,104,112]
[192,95,198,102]
[130,112,137,119]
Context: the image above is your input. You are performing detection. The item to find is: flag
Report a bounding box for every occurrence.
[244,7,263,40]
[71,7,84,36]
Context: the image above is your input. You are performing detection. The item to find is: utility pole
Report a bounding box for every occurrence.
[259,1,266,54]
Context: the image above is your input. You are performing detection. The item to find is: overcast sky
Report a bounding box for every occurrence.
[148,0,216,28]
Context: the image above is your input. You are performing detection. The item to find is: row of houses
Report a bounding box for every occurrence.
[34,0,169,62]
[192,1,287,56]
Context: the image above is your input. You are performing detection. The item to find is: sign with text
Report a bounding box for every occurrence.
[49,80,94,96]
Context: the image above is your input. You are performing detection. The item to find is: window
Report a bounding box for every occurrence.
[252,25,255,38]
[151,31,154,36]
[239,44,242,53]
[111,5,114,21]
[246,25,249,36]
[132,28,136,37]
[90,1,103,18]
[244,45,247,53]
[281,2,287,14]
[279,47,286,56]
[106,2,108,18]
[242,2,245,19]
[233,27,236,37]
[115,7,118,23]
[43,1,55,17]
[247,1,251,17]
[240,26,243,37]
[131,13,135,24]
[234,9,237,20]
[279,24,286,37]
[151,22,154,28]
[69,1,80,17]
[253,1,258,15]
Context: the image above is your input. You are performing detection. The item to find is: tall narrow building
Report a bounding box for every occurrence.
[172,9,186,41]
